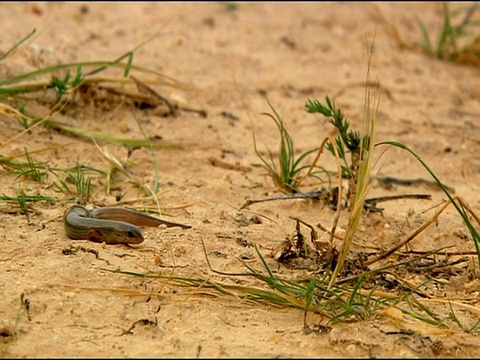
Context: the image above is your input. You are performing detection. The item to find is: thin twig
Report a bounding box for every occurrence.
[336,245,454,285]
[240,190,327,209]
[364,200,450,266]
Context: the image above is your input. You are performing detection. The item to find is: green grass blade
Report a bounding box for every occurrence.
[416,18,434,54]
[0,61,126,87]
[0,28,36,63]
[252,132,279,181]
[376,140,480,275]
[254,243,277,282]
[41,119,183,149]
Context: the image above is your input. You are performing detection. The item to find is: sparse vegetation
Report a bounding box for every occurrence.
[107,36,480,335]
[0,29,193,214]
[3,5,480,358]
[379,2,480,66]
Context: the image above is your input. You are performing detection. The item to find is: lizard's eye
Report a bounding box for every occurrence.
[127,231,137,238]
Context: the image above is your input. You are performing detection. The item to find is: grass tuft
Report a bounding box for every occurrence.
[252,98,327,193]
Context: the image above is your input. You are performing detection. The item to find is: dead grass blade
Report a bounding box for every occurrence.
[328,34,380,288]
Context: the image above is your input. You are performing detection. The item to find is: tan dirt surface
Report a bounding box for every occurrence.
[1,2,480,358]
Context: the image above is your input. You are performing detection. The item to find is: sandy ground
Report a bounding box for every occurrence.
[2,2,480,358]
